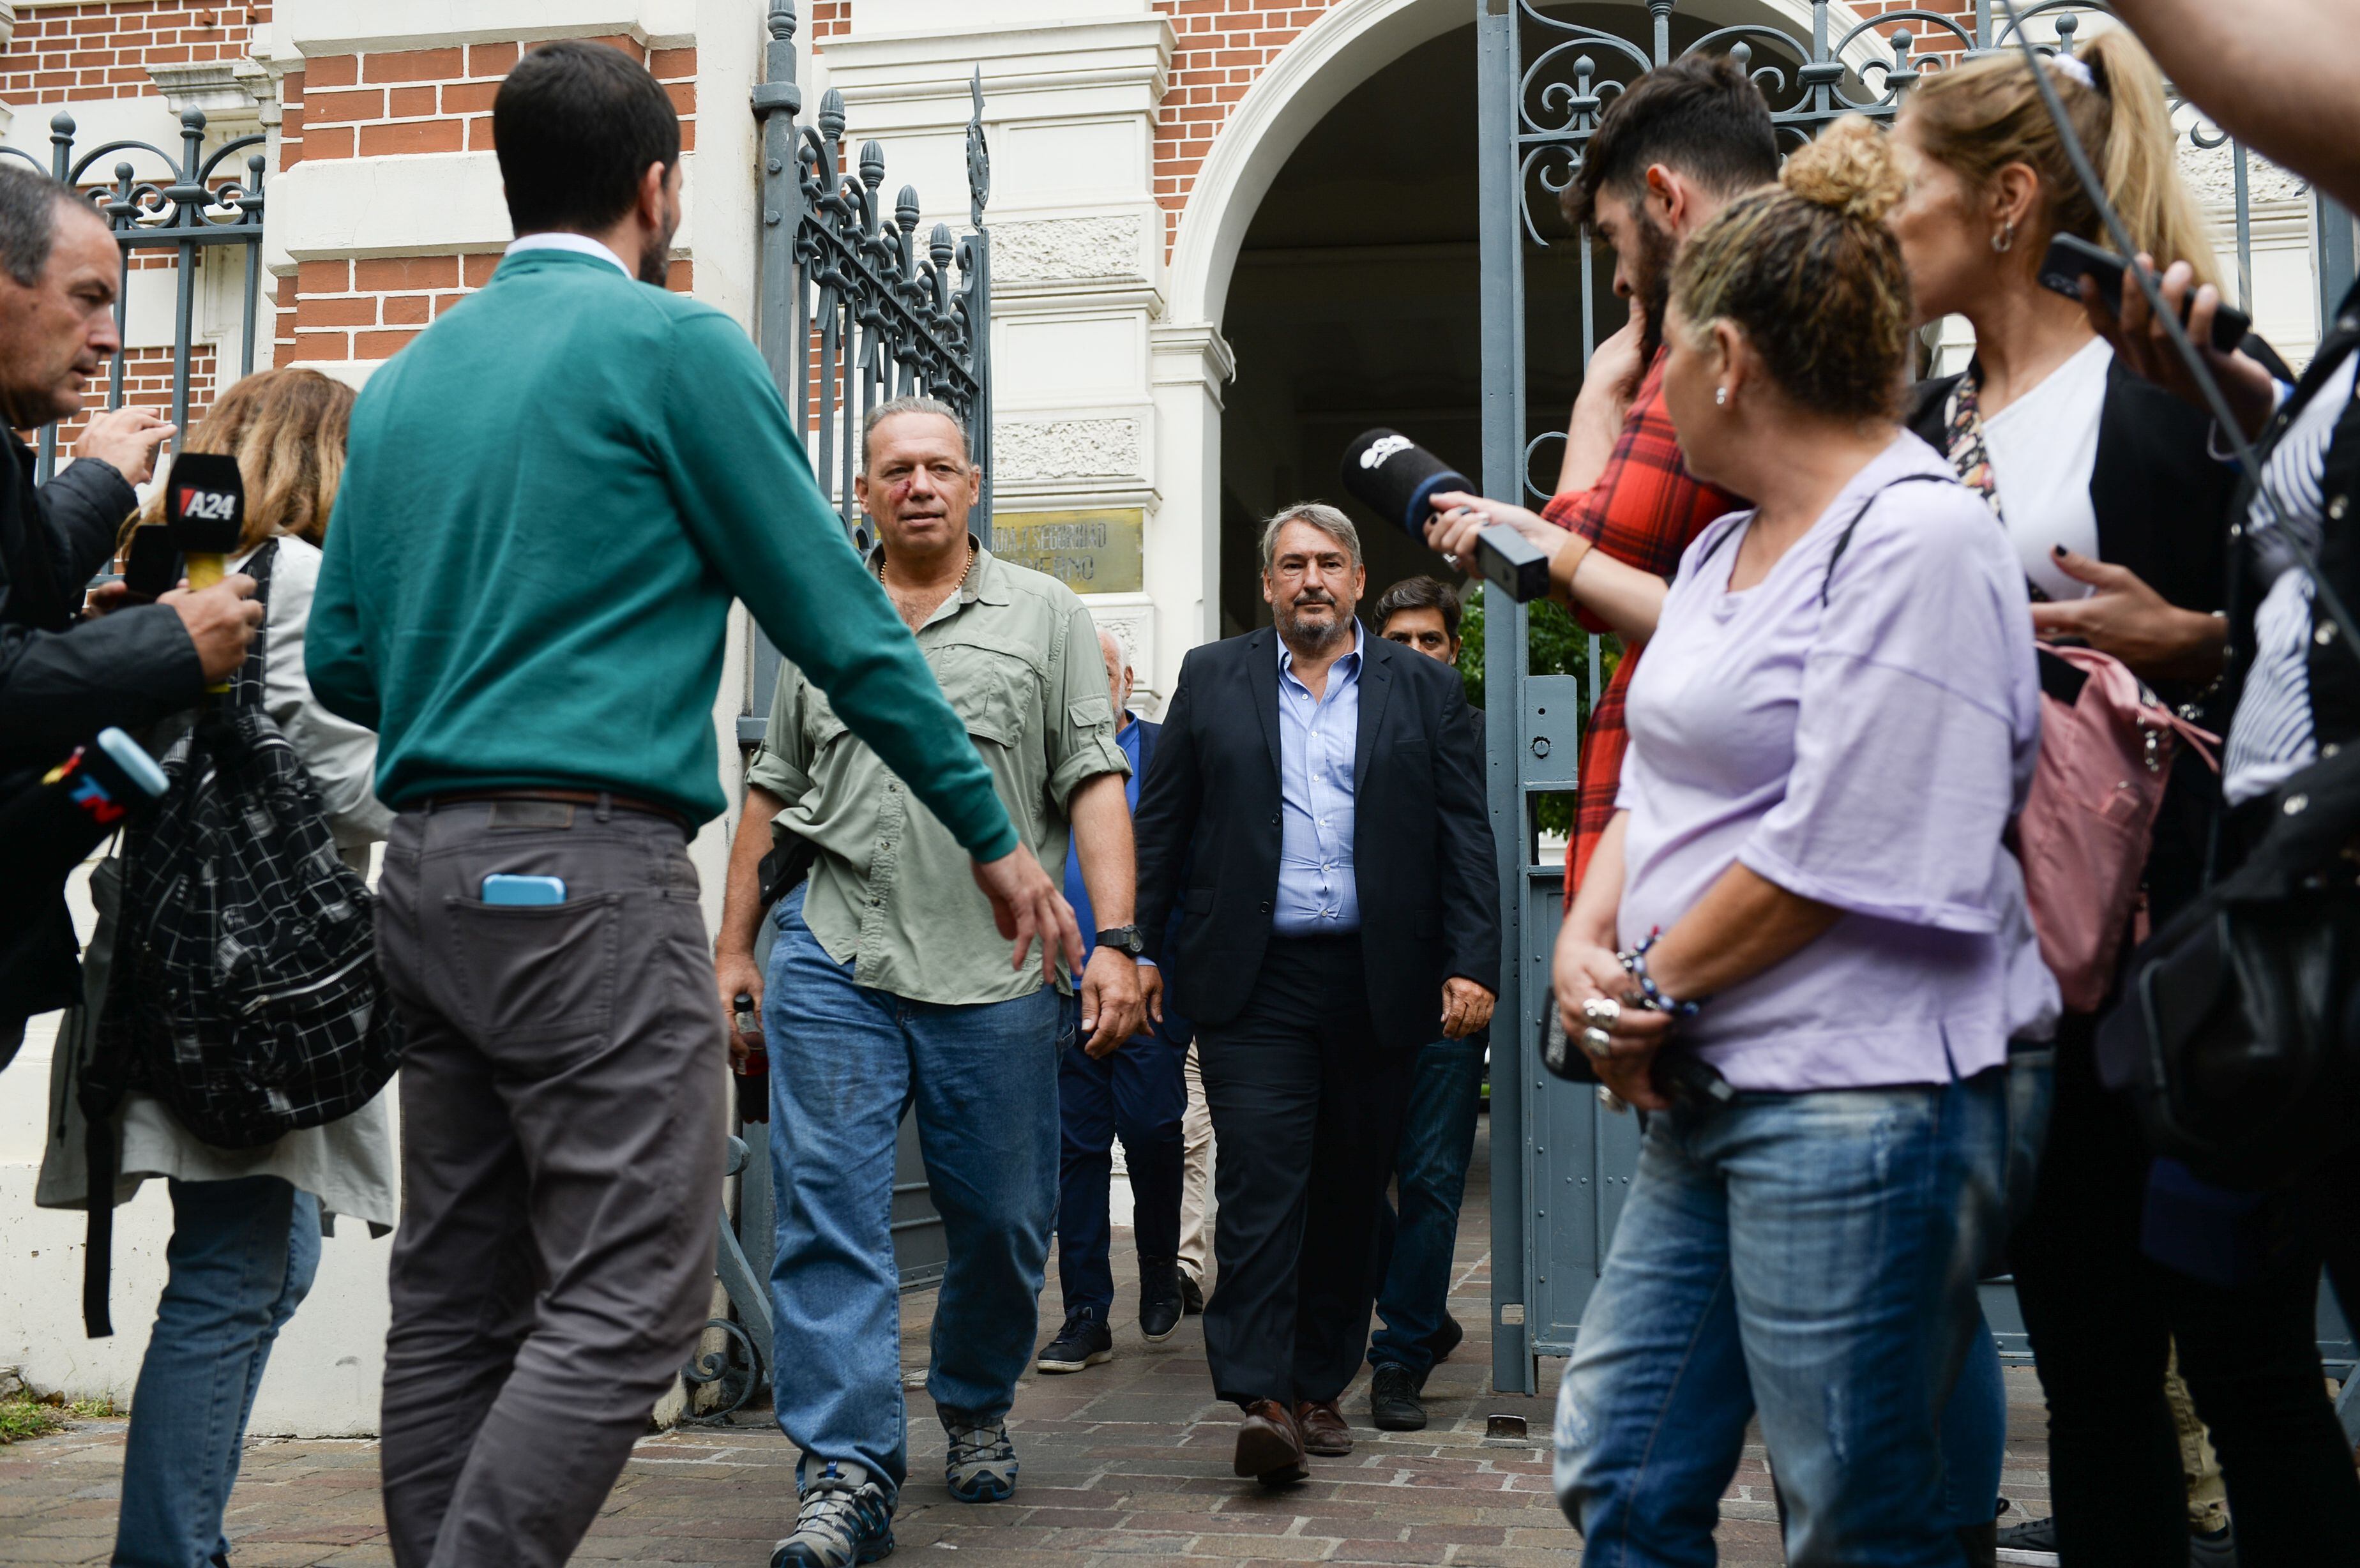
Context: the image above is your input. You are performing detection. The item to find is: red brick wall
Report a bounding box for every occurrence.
[276,37,697,364]
[0,2,268,100]
[54,344,218,455]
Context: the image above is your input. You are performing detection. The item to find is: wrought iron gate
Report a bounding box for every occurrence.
[686,0,1001,1419]
[1477,0,2358,1395]
[0,107,267,483]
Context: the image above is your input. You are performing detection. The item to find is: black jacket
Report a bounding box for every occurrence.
[0,435,201,1021]
[1905,354,2275,923]
[1133,626,1499,1053]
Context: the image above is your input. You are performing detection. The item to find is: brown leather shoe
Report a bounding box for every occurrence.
[1232,1399,1308,1485]
[1295,1398,1354,1456]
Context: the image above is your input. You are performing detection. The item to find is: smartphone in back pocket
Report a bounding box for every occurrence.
[481,873,568,906]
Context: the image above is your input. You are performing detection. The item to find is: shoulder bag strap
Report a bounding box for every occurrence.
[1819,473,1956,607]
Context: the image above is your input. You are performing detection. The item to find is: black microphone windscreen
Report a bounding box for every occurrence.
[1340,428,1471,538]
[163,451,245,555]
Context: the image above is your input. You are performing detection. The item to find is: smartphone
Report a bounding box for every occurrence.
[481,873,568,905]
[2039,232,2251,354]
[122,524,180,605]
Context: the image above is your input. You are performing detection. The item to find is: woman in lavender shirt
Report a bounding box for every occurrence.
[1548,120,2052,1567]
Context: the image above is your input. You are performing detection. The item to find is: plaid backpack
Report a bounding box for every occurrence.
[80,539,402,1332]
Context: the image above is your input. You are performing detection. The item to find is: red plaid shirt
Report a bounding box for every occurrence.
[1541,352,1743,902]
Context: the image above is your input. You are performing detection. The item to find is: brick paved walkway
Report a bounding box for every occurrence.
[0,1119,2052,1565]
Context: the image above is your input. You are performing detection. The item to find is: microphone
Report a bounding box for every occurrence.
[0,729,170,931]
[1339,430,1550,603]
[163,451,246,693]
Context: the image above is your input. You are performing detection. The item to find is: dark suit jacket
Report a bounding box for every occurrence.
[0,437,200,1020]
[1133,626,1499,1054]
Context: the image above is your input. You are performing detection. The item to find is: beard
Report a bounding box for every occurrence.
[638,200,681,287]
[1628,209,1677,391]
[1275,591,1351,653]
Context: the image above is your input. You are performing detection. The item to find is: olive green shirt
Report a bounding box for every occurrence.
[748,541,1129,1005]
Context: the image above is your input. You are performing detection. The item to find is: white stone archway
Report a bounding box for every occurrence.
[1147,0,1875,652]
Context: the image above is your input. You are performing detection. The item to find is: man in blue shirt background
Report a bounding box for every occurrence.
[1038,626,1193,1373]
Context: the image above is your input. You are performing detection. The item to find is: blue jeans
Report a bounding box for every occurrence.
[1554,1072,2006,1568]
[116,1177,322,1568]
[1368,1036,1486,1375]
[1056,1030,1186,1321]
[764,888,1066,1502]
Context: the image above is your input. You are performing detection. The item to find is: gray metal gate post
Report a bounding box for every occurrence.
[1477,0,2350,1395]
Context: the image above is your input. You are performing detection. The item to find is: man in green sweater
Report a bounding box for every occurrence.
[306,43,1075,1568]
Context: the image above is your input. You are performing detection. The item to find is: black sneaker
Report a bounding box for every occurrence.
[1179,1271,1206,1315]
[1036,1310,1113,1373]
[1994,1514,2059,1567]
[1138,1257,1183,1343]
[1422,1313,1465,1368]
[1369,1363,1426,1431]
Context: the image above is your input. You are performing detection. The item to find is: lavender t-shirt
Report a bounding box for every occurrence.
[1615,435,2054,1091]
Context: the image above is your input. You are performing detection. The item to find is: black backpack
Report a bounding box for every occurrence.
[80,540,402,1333]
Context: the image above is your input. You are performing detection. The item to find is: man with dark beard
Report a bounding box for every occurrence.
[1422,54,1774,895]
[1132,504,1497,1487]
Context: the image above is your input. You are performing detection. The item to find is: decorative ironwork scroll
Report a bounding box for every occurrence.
[755,0,994,553]
[0,107,267,481]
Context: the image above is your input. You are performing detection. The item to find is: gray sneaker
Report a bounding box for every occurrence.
[771,1461,895,1567]
[942,1418,1018,1504]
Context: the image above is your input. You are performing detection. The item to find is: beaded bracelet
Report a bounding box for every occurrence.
[1619,930,1704,1020]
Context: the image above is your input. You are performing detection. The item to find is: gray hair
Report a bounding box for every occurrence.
[1259,502,1362,573]
[0,167,85,289]
[862,395,971,467]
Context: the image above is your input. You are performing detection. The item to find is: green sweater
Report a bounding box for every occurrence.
[307,247,1015,857]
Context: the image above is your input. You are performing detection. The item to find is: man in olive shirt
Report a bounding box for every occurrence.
[716,398,1144,1568]
[310,50,1073,1568]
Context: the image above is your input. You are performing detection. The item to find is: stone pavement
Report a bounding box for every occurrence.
[0,1118,2054,1565]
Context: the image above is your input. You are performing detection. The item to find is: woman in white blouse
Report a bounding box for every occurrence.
[38,368,395,1568]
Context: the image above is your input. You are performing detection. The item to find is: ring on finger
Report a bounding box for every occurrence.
[1580,1025,1614,1060]
[1582,996,1622,1029]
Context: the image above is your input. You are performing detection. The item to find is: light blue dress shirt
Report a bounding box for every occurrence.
[1273,622,1363,936]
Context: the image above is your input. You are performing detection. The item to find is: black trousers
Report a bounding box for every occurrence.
[1196,934,1418,1408]
[2010,1021,2360,1567]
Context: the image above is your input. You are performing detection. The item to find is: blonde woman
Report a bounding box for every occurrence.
[1889,37,2360,1568]
[1547,117,2049,1566]
[38,367,395,1568]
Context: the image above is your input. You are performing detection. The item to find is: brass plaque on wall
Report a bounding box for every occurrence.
[991,509,1144,593]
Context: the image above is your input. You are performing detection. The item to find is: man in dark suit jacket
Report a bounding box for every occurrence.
[1039,627,1196,1375]
[1135,505,1498,1486]
[0,165,245,1062]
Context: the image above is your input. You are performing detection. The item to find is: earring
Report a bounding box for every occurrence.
[1992,219,2016,253]
[1714,386,1729,407]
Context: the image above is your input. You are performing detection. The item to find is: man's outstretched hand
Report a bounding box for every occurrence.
[73,406,175,486]
[972,846,1085,986]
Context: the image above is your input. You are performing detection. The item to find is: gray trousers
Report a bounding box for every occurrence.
[374,801,725,1568]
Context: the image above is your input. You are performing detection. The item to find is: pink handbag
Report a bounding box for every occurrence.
[2013,644,2218,1013]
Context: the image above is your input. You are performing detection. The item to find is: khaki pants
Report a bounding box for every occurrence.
[1178,1039,1216,1287]
[2167,1345,2230,1534]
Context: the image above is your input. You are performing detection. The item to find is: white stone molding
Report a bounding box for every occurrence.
[1077,590,1160,698]
[821,18,1173,124]
[995,416,1144,483]
[1150,322,1236,406]
[282,0,694,54]
[146,63,266,128]
[992,214,1146,284]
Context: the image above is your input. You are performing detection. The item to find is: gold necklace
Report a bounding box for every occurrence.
[876,538,978,599]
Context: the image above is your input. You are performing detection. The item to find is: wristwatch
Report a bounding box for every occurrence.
[1094,924,1145,958]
